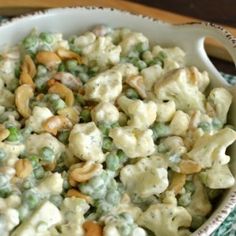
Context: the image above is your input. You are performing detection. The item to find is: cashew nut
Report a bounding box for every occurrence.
[53,72,82,91]
[56,48,83,64]
[57,106,79,124]
[43,162,56,171]
[19,68,35,87]
[179,159,202,174]
[48,82,75,106]
[66,188,92,203]
[43,115,72,135]
[36,51,61,69]
[83,221,103,236]
[125,75,147,98]
[69,161,102,183]
[168,172,186,194]
[15,84,34,118]
[22,55,36,78]
[0,124,10,141]
[15,159,33,178]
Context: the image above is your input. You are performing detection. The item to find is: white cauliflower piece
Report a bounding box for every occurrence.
[25,106,53,133]
[84,70,122,102]
[82,36,121,68]
[69,122,105,162]
[1,208,20,233]
[11,201,62,236]
[91,102,119,124]
[138,191,192,236]
[207,87,232,124]
[187,176,212,217]
[187,128,236,168]
[25,133,65,160]
[74,32,96,48]
[109,126,155,158]
[155,100,176,122]
[117,96,157,129]
[141,64,163,91]
[120,32,149,56]
[154,67,206,112]
[37,173,63,195]
[111,63,139,79]
[120,156,168,198]
[50,33,69,50]
[170,110,190,136]
[0,142,25,167]
[200,164,235,189]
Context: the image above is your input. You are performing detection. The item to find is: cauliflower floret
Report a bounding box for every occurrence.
[69,122,105,162]
[109,126,155,158]
[0,208,20,233]
[207,87,232,124]
[120,156,168,198]
[50,33,69,50]
[111,63,139,79]
[117,96,157,129]
[91,102,119,124]
[84,70,122,102]
[25,133,65,160]
[0,142,25,167]
[155,100,176,122]
[11,201,62,236]
[200,164,235,189]
[170,110,190,136]
[37,173,63,195]
[187,128,236,168]
[138,191,191,236]
[82,36,121,68]
[154,67,206,112]
[25,106,53,133]
[74,32,96,48]
[187,176,212,218]
[141,64,163,91]
[120,32,149,56]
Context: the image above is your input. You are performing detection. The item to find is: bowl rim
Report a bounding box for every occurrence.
[0,6,235,236]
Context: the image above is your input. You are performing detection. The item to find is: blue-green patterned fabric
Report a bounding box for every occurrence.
[0,16,235,236]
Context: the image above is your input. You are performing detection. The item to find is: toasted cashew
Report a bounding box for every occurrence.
[22,55,36,78]
[53,72,82,91]
[125,75,147,98]
[179,159,202,174]
[83,221,103,236]
[15,84,34,118]
[43,162,56,171]
[15,159,33,178]
[168,172,186,194]
[36,51,61,68]
[0,125,10,141]
[48,82,74,106]
[56,48,83,64]
[66,188,92,203]
[69,161,102,183]
[57,107,79,124]
[43,115,72,135]
[19,68,35,87]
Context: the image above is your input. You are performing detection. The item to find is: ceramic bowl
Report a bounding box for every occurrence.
[0,7,235,236]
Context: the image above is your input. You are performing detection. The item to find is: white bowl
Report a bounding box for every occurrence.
[1,7,235,236]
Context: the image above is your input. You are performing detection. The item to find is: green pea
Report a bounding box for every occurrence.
[63,178,70,190]
[76,94,85,106]
[151,122,170,141]
[23,190,40,210]
[23,178,35,190]
[58,63,66,72]
[185,181,195,194]
[37,65,47,77]
[18,203,30,221]
[106,153,120,171]
[127,50,139,59]
[212,118,222,130]
[79,72,89,83]
[135,42,149,53]
[148,51,167,67]
[27,155,40,169]
[7,126,22,142]
[58,131,70,144]
[134,60,147,70]
[66,59,78,74]
[39,32,53,44]
[117,150,128,164]
[21,127,32,139]
[102,137,114,152]
[22,33,39,54]
[198,121,211,132]
[0,149,6,161]
[34,166,45,179]
[125,88,139,99]
[80,109,91,123]
[98,122,111,136]
[49,194,63,207]
[191,215,206,230]
[35,76,48,92]
[106,189,120,204]
[40,146,54,162]
[88,66,99,77]
[178,192,192,207]
[51,98,66,111]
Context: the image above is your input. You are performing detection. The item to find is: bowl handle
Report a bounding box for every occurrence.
[174,22,236,88]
